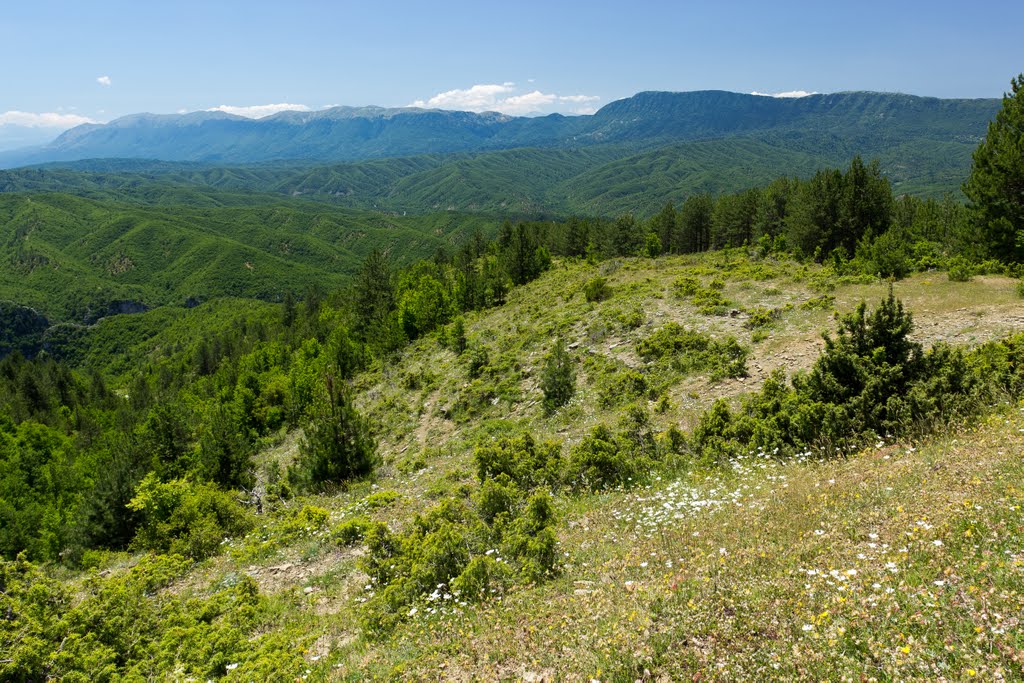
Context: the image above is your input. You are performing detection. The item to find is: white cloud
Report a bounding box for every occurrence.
[0,111,96,128]
[97,75,112,86]
[751,90,817,98]
[410,83,600,116]
[207,103,312,118]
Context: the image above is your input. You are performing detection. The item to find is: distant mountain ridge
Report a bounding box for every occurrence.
[0,90,999,169]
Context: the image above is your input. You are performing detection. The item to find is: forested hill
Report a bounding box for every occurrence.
[0,90,998,169]
[0,193,500,322]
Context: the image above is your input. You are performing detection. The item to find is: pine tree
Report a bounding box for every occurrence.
[353,249,395,339]
[540,338,576,414]
[964,73,1024,263]
[292,375,375,489]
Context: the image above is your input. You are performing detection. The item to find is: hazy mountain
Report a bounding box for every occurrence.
[0,91,998,169]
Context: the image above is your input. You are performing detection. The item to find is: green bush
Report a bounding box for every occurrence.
[364,490,401,509]
[474,432,562,489]
[688,291,1020,462]
[745,306,781,330]
[947,256,974,282]
[673,276,701,297]
[127,474,253,560]
[359,492,559,635]
[332,515,373,546]
[465,344,490,379]
[276,504,330,542]
[583,276,612,302]
[450,555,513,600]
[637,323,748,380]
[0,554,304,680]
[476,474,521,525]
[565,424,643,490]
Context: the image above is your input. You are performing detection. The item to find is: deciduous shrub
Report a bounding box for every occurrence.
[127,474,252,560]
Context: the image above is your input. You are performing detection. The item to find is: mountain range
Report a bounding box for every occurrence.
[1,90,998,168]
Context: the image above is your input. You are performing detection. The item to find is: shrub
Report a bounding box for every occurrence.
[465,344,490,379]
[364,490,401,509]
[359,492,558,635]
[636,323,748,380]
[673,276,701,297]
[691,287,733,315]
[540,338,576,414]
[688,290,1002,461]
[0,554,305,680]
[502,491,559,582]
[332,515,373,546]
[583,276,611,302]
[450,555,513,600]
[127,474,252,560]
[947,256,974,282]
[476,474,521,525]
[565,424,642,490]
[474,432,562,489]
[442,317,468,354]
[745,306,781,330]
[276,504,331,542]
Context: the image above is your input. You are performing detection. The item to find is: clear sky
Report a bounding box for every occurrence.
[1,0,1022,147]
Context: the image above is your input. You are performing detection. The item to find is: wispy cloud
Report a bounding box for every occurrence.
[0,111,96,128]
[97,75,112,86]
[207,103,311,118]
[410,83,600,116]
[751,90,817,98]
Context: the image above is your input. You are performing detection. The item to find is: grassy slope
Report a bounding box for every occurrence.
[53,255,1024,680]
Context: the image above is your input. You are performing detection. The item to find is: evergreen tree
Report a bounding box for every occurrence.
[679,194,714,253]
[540,338,575,415]
[711,189,760,249]
[612,214,643,257]
[839,156,892,256]
[786,168,845,259]
[353,249,395,340]
[964,73,1024,263]
[650,202,677,254]
[564,217,590,258]
[292,375,375,489]
[505,223,543,286]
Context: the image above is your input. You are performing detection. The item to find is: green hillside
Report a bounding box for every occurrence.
[0,133,979,221]
[4,249,1023,680]
[0,193,501,320]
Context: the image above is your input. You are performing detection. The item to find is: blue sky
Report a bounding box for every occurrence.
[1,0,1022,147]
